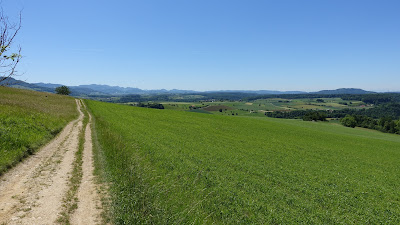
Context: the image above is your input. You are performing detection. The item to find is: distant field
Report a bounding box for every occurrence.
[0,87,78,175]
[203,105,234,111]
[158,97,369,118]
[88,100,400,224]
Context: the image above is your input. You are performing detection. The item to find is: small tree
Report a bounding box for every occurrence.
[0,8,22,85]
[55,86,71,95]
[341,115,357,128]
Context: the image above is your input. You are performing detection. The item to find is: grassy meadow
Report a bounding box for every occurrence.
[0,87,78,175]
[87,100,400,224]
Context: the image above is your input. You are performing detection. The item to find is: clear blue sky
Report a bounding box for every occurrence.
[3,0,400,91]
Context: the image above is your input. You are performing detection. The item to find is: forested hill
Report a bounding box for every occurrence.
[312,88,375,94]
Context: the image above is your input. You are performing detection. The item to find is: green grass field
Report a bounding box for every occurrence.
[0,87,78,175]
[88,100,400,224]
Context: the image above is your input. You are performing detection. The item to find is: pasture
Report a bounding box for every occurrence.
[88,100,400,224]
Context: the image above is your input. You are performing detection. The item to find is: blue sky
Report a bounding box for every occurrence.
[3,0,400,91]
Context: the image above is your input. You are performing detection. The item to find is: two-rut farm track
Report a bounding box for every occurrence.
[0,99,103,224]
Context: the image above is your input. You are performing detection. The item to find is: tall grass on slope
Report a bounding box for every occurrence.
[87,100,400,224]
[0,87,78,175]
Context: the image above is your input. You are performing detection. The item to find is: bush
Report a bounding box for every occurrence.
[341,115,357,128]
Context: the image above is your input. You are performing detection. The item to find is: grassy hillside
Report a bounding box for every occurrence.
[87,100,400,224]
[0,87,78,175]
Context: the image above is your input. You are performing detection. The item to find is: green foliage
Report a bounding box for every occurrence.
[136,102,164,109]
[303,111,327,121]
[88,100,400,224]
[341,115,357,128]
[0,87,77,175]
[1,50,20,61]
[338,114,400,134]
[365,103,400,119]
[55,85,71,95]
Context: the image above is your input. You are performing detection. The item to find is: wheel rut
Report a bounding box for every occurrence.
[0,99,102,224]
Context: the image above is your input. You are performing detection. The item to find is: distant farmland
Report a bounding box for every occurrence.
[87,100,400,224]
[203,105,234,111]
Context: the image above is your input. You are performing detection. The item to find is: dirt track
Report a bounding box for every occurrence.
[0,99,102,224]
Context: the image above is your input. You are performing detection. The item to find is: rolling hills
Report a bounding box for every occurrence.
[1,86,399,223]
[1,77,378,97]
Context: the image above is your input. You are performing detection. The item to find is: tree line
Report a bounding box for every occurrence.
[265,103,400,135]
[341,115,400,134]
[133,102,165,109]
[266,103,400,119]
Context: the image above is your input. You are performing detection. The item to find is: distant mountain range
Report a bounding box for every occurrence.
[1,77,379,96]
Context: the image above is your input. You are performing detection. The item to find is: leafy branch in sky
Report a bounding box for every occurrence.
[0,6,22,86]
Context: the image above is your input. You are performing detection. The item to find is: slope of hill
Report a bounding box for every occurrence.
[0,78,55,93]
[77,84,144,94]
[33,83,109,95]
[32,82,64,89]
[87,100,400,224]
[0,86,78,174]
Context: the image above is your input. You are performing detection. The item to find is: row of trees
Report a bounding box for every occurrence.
[341,93,400,105]
[265,103,400,135]
[341,115,400,134]
[265,103,400,120]
[134,102,164,109]
[303,111,327,121]
[265,110,327,121]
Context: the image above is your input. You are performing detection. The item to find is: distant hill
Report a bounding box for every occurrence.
[1,78,55,93]
[211,90,307,94]
[32,82,64,89]
[32,82,307,95]
[75,84,145,95]
[312,88,375,95]
[2,78,379,96]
